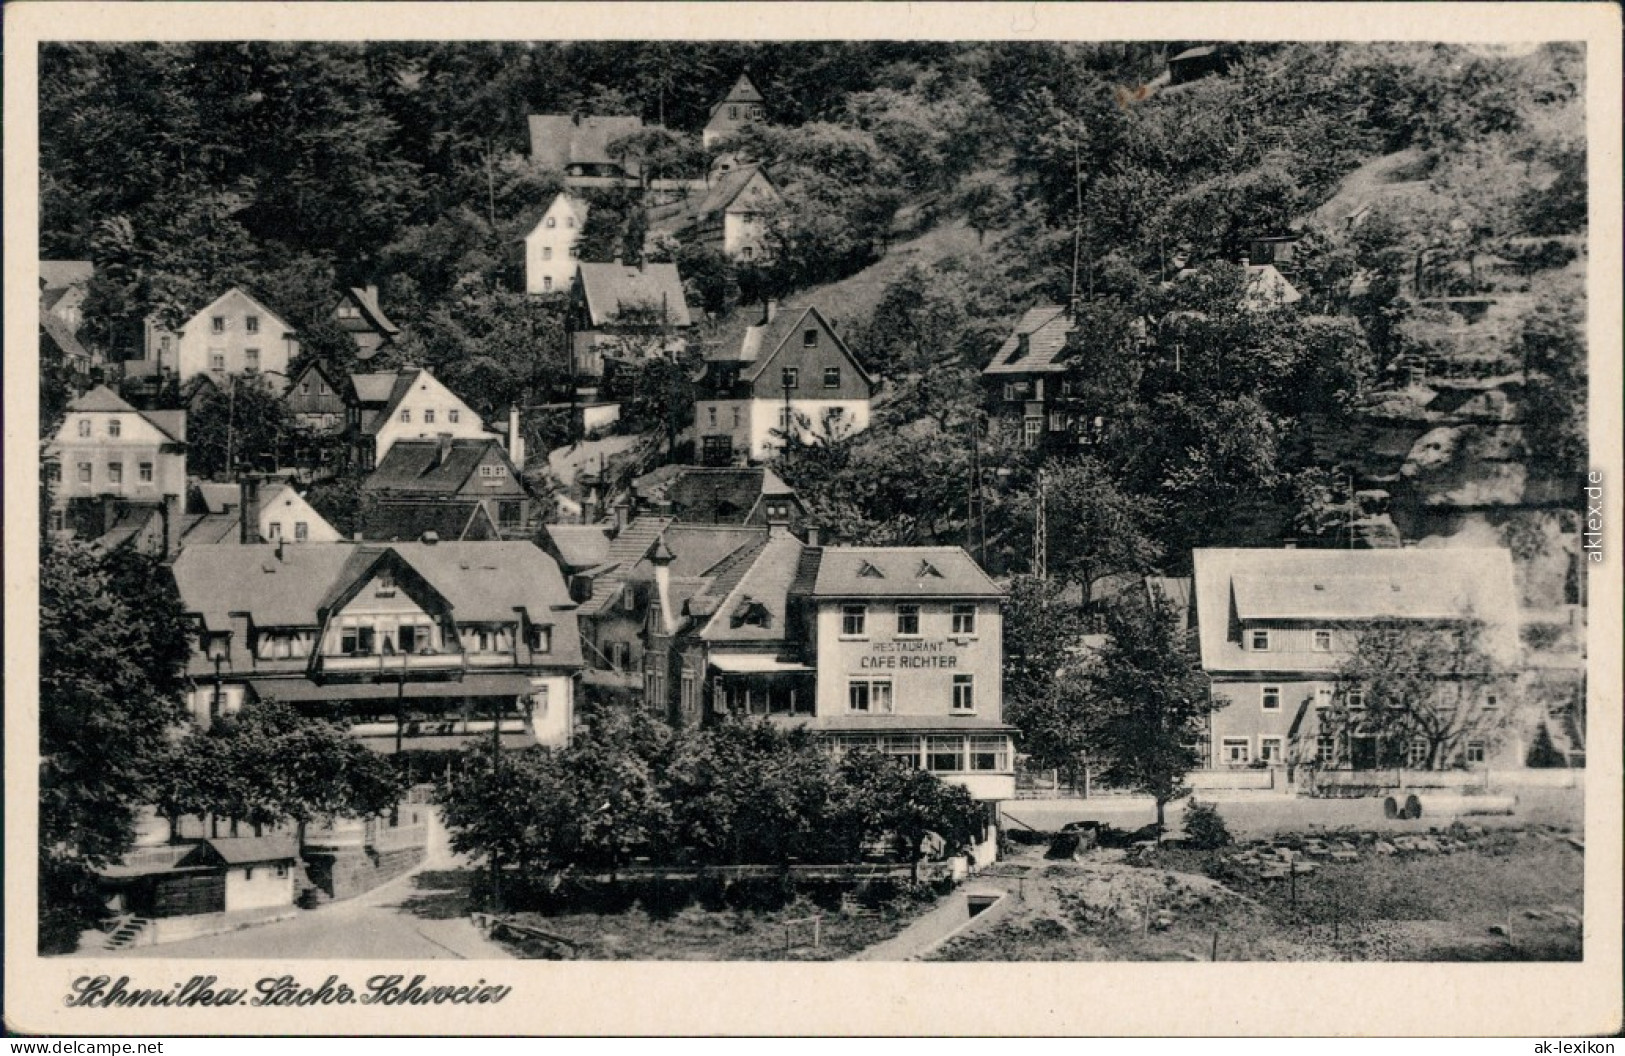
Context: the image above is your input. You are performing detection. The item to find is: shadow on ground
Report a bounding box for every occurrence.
[397,868,478,920]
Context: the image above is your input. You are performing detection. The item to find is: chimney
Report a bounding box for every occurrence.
[365,284,379,303]
[582,483,601,526]
[805,524,820,547]
[613,254,624,267]
[612,499,630,535]
[421,530,440,545]
[650,535,677,635]
[435,432,453,468]
[763,298,778,324]
[507,406,526,469]
[239,476,261,544]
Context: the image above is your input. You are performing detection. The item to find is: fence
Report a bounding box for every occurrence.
[1309,767,1582,793]
[527,860,956,886]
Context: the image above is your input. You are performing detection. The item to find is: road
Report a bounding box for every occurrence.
[118,812,512,960]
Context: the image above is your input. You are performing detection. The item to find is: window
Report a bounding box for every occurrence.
[210,351,226,371]
[1249,629,1271,651]
[449,409,460,424]
[681,671,698,715]
[782,367,799,389]
[569,246,579,260]
[848,678,892,713]
[823,367,841,388]
[498,501,522,527]
[108,462,123,485]
[245,349,260,372]
[926,736,965,772]
[545,217,557,228]
[1261,685,1281,711]
[246,315,260,334]
[107,418,121,437]
[1222,738,1251,765]
[1316,734,1336,764]
[883,734,919,767]
[1483,693,1499,710]
[398,624,421,654]
[294,522,308,542]
[244,867,255,881]
[275,863,288,879]
[376,570,396,596]
[400,409,411,423]
[301,380,312,395]
[732,407,741,428]
[970,735,1009,772]
[77,462,92,483]
[951,604,977,636]
[895,604,920,636]
[1260,736,1284,765]
[1465,741,1486,765]
[729,105,739,119]
[857,560,884,579]
[45,462,60,483]
[78,419,91,437]
[341,626,376,655]
[542,246,553,260]
[1050,411,1066,433]
[543,276,554,292]
[479,465,507,478]
[212,316,226,334]
[1407,738,1430,769]
[779,406,794,431]
[423,409,435,424]
[707,406,717,428]
[525,623,552,654]
[740,246,753,261]
[1312,629,1333,652]
[1314,687,1333,710]
[565,216,574,229]
[268,521,282,539]
[1346,689,1366,711]
[1022,417,1043,449]
[802,329,817,348]
[952,674,975,712]
[841,605,867,637]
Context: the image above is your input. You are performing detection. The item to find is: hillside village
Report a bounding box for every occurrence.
[37,41,1590,957]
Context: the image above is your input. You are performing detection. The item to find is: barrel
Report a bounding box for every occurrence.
[1412,793,1516,818]
[1383,794,1422,819]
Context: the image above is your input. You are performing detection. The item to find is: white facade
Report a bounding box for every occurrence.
[259,485,342,544]
[524,195,588,295]
[528,673,576,748]
[224,861,294,911]
[698,397,872,461]
[371,372,495,463]
[144,288,299,388]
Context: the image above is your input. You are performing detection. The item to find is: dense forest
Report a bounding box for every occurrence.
[40,39,1589,579]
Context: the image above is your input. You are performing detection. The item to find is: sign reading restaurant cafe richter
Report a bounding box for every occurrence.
[858,638,967,670]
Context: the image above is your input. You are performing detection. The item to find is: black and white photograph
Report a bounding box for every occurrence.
[7,1,1621,1038]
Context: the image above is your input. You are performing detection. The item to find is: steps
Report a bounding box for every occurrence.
[103,916,152,950]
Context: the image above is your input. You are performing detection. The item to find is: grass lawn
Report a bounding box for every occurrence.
[490,880,949,961]
[932,827,1583,962]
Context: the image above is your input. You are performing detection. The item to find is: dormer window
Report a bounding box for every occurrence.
[917,560,943,579]
[529,625,552,652]
[1249,629,1271,651]
[857,560,884,578]
[802,329,818,348]
[376,570,396,597]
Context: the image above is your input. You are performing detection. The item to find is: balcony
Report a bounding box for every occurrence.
[315,650,466,678]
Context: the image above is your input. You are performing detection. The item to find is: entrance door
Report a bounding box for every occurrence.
[1350,734,1379,771]
[702,435,732,467]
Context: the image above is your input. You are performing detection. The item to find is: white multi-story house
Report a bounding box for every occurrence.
[694,302,876,464]
[137,287,299,391]
[523,194,589,295]
[347,366,499,470]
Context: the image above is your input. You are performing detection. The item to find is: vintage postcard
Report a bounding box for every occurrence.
[5,1,1621,1037]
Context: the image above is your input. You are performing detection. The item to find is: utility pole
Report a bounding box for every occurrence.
[1033,468,1048,580]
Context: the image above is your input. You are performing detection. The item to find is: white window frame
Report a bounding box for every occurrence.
[1221,737,1251,765]
[424,409,435,424]
[1312,629,1333,652]
[1022,416,1043,449]
[952,674,975,713]
[449,409,461,423]
[1261,685,1281,711]
[78,419,92,437]
[245,315,260,334]
[840,604,867,638]
[895,603,920,637]
[1250,629,1271,651]
[823,367,840,388]
[1407,738,1430,769]
[1465,741,1486,766]
[1316,734,1336,764]
[1315,687,1334,710]
[951,604,977,637]
[107,418,121,437]
[848,677,892,713]
[1259,736,1285,765]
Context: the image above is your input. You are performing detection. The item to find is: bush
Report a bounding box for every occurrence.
[1183,800,1233,850]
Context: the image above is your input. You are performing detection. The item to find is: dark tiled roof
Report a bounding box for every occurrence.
[41,311,89,361]
[700,533,805,643]
[633,466,795,524]
[364,501,500,542]
[362,438,507,495]
[577,263,692,328]
[809,547,1004,598]
[204,835,298,865]
[648,166,780,236]
[581,516,676,615]
[528,114,644,173]
[348,287,400,336]
[350,372,399,405]
[40,260,94,290]
[983,305,1076,376]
